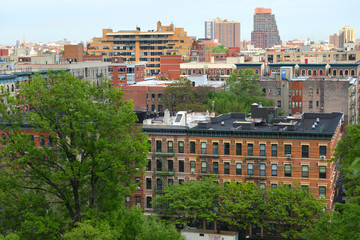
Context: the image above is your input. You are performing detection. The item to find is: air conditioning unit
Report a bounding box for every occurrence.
[320,155,326,160]
[285,154,291,159]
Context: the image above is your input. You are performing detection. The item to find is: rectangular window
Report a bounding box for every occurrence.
[178,141,184,153]
[259,183,266,190]
[213,162,219,174]
[271,164,277,176]
[271,184,277,188]
[190,142,195,154]
[309,101,313,109]
[168,141,173,153]
[260,163,266,176]
[224,143,230,155]
[236,143,242,155]
[224,162,230,175]
[146,178,152,189]
[285,164,291,177]
[248,163,253,175]
[236,163,242,175]
[319,186,326,198]
[147,140,151,152]
[248,144,253,156]
[135,196,141,208]
[156,140,162,152]
[179,160,184,172]
[285,144,292,155]
[301,185,309,192]
[271,144,277,157]
[146,159,151,171]
[190,161,196,174]
[302,145,309,158]
[260,144,266,156]
[168,160,173,172]
[213,142,219,154]
[319,146,327,157]
[168,179,173,185]
[201,142,207,154]
[302,165,309,178]
[146,196,152,208]
[201,161,207,173]
[319,166,326,178]
[156,159,162,171]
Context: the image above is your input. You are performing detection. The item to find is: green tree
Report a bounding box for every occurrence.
[155,177,220,228]
[206,45,227,53]
[0,71,148,237]
[265,183,325,239]
[223,70,264,96]
[219,182,265,231]
[162,78,211,112]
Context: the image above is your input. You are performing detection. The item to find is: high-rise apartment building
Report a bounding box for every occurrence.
[204,18,240,48]
[329,34,339,49]
[339,26,356,48]
[251,7,281,49]
[88,21,195,75]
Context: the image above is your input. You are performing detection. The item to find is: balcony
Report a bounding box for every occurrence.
[153,168,175,176]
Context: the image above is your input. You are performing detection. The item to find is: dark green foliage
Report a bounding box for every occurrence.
[206,45,228,53]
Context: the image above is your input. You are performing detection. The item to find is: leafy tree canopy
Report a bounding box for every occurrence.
[206,45,228,53]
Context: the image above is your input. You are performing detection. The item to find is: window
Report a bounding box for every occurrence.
[271,184,277,188]
[271,144,277,157]
[224,162,230,175]
[260,144,266,156]
[213,162,219,174]
[271,164,277,176]
[302,165,309,178]
[135,196,141,208]
[168,160,173,171]
[284,164,291,177]
[236,163,242,175]
[146,178,152,189]
[48,136,53,147]
[135,177,141,189]
[157,178,162,191]
[39,136,45,147]
[260,163,266,176]
[178,141,184,153]
[224,143,230,155]
[168,179,173,185]
[277,88,281,95]
[236,143,242,155]
[319,146,326,157]
[213,142,219,154]
[316,101,319,107]
[201,161,207,173]
[147,159,151,171]
[259,183,265,190]
[179,179,184,184]
[309,88,313,96]
[168,141,173,153]
[190,142,195,153]
[248,163,253,175]
[179,160,184,172]
[284,144,291,155]
[156,160,162,171]
[146,196,152,208]
[309,101,313,109]
[319,186,326,198]
[301,185,309,192]
[156,140,162,152]
[201,142,207,154]
[302,145,309,158]
[248,144,253,156]
[319,166,326,179]
[190,161,196,173]
[277,100,281,107]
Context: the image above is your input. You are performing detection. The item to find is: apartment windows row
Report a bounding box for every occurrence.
[270,184,326,198]
[190,142,327,159]
[1,134,54,148]
[151,140,185,153]
[146,159,185,173]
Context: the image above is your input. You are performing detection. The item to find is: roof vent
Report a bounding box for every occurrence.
[316,118,320,122]
[221,121,225,126]
[312,124,316,129]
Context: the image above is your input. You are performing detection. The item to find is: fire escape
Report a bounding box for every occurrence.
[245,153,267,184]
[153,148,175,194]
[198,153,220,177]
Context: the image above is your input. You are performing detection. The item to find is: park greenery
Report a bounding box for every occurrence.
[0,71,183,239]
[206,44,228,53]
[156,178,325,239]
[162,69,273,114]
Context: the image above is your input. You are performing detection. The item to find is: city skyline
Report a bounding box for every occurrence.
[1,0,360,45]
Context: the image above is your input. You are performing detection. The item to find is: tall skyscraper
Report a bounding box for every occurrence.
[251,7,281,49]
[339,26,356,48]
[204,18,241,48]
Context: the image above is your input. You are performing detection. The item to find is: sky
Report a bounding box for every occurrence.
[1,0,360,45]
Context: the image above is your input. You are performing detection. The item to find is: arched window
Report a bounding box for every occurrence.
[226,69,230,75]
[307,70,311,76]
[11,84,14,92]
[333,70,337,76]
[216,69,219,75]
[221,69,224,75]
[182,70,186,75]
[255,69,259,74]
[313,70,317,76]
[198,69,202,74]
[6,85,9,92]
[210,69,214,74]
[340,70,343,76]
[192,69,196,74]
[188,69,191,75]
[345,70,349,76]
[351,70,355,76]
[302,70,306,76]
[319,70,324,76]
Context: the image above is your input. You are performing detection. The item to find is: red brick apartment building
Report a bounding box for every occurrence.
[140,104,344,214]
